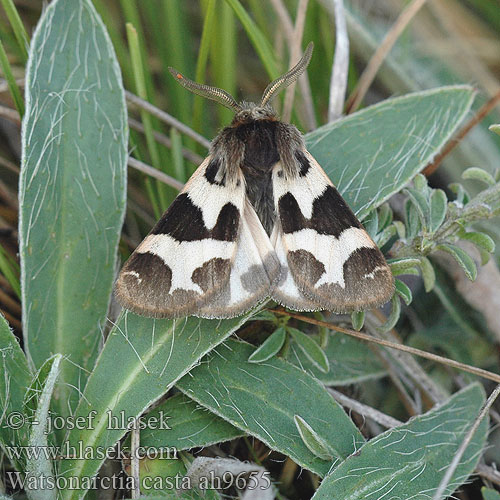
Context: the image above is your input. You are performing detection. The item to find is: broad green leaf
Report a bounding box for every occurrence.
[462,167,496,186]
[429,189,448,233]
[377,203,393,230]
[405,198,422,238]
[418,256,436,292]
[350,310,365,331]
[437,243,477,280]
[20,0,128,418]
[404,187,429,229]
[248,326,286,363]
[482,487,500,500]
[286,333,385,386]
[305,87,474,218]
[460,231,495,254]
[387,257,420,276]
[25,354,62,500]
[288,327,329,373]
[136,393,244,451]
[312,384,488,499]
[294,415,333,461]
[136,456,187,495]
[58,311,252,500]
[0,314,31,471]
[376,294,401,333]
[395,279,412,306]
[177,339,365,477]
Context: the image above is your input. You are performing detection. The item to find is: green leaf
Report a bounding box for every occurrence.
[377,203,393,231]
[462,167,496,186]
[306,86,474,218]
[294,415,333,461]
[0,39,24,116]
[429,189,448,233]
[177,339,365,477]
[388,257,421,276]
[376,294,401,333]
[137,456,187,494]
[0,314,31,471]
[362,210,378,239]
[248,327,287,363]
[20,0,128,419]
[405,198,422,238]
[489,124,500,136]
[286,332,385,386]
[312,384,488,499]
[350,310,365,331]
[136,393,244,451]
[418,256,436,292]
[459,231,495,254]
[0,0,29,61]
[437,243,477,281]
[25,354,62,500]
[404,187,429,229]
[224,0,278,79]
[482,487,500,500]
[288,327,329,374]
[395,279,412,306]
[58,311,252,500]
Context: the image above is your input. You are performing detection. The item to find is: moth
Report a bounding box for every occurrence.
[116,43,394,319]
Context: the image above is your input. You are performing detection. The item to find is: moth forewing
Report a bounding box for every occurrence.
[271,150,394,313]
[115,156,245,318]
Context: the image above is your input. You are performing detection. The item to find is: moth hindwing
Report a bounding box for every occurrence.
[115,42,394,318]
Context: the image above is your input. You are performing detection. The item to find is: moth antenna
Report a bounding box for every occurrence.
[168,67,241,111]
[260,42,314,107]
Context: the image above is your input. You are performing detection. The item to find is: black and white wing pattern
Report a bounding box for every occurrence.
[271,149,394,313]
[116,156,279,318]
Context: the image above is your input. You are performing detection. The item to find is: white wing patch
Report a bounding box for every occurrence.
[136,234,234,294]
[197,201,280,318]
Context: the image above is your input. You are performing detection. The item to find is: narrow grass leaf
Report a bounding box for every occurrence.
[0,39,24,116]
[25,354,62,500]
[0,314,31,471]
[312,384,488,499]
[0,244,20,299]
[248,327,286,363]
[437,243,477,281]
[306,87,474,217]
[224,0,278,79]
[294,415,333,461]
[58,311,253,500]
[0,0,29,61]
[288,327,329,373]
[429,188,448,233]
[135,393,244,451]
[177,339,365,477]
[286,332,385,386]
[20,0,128,419]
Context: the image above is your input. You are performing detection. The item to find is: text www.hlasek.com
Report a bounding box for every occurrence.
[4,441,177,461]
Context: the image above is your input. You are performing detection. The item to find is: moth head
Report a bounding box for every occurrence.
[168,42,313,119]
